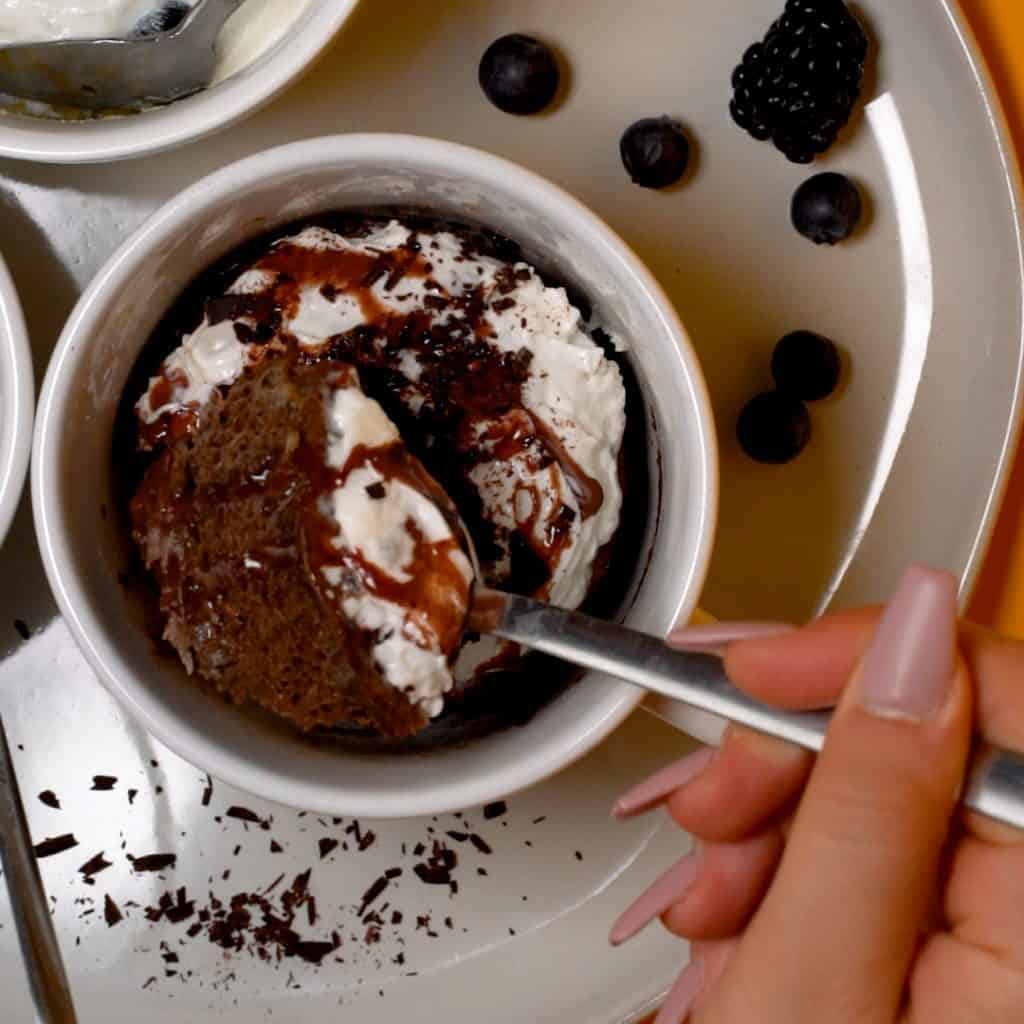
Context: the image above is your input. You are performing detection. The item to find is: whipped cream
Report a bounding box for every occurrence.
[138,216,627,712]
[319,373,472,718]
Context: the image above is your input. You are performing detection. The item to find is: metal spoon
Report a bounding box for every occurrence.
[0,0,245,111]
[0,716,77,1022]
[466,552,1024,832]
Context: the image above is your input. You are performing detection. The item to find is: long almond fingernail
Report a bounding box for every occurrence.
[612,747,715,819]
[654,960,704,1024]
[610,848,701,946]
[858,565,958,722]
[668,622,794,650]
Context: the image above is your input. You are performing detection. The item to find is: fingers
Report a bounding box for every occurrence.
[613,727,810,842]
[698,567,973,1023]
[650,941,739,1024]
[908,933,1024,1024]
[664,728,810,842]
[660,829,785,941]
[721,606,881,709]
[943,837,1024,969]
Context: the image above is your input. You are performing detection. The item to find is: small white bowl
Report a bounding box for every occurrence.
[0,0,360,164]
[0,249,32,548]
[33,134,718,817]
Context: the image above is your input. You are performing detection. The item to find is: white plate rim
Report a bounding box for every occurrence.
[0,248,32,550]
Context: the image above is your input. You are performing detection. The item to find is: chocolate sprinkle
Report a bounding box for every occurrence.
[131,853,177,873]
[91,775,118,791]
[13,619,30,641]
[104,895,123,927]
[469,834,492,855]
[34,834,78,859]
[201,775,214,807]
[79,852,113,880]
[482,801,507,820]
[38,790,60,809]
[318,838,339,860]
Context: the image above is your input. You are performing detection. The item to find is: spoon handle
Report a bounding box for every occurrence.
[0,717,77,1023]
[486,592,1024,832]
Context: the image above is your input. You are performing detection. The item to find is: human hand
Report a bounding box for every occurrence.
[610,566,1024,1023]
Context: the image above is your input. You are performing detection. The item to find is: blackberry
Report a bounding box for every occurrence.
[730,0,868,163]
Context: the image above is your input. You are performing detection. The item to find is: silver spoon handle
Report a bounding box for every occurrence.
[488,593,1024,832]
[0,718,77,1023]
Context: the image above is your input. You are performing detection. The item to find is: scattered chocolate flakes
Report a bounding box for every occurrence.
[318,838,339,860]
[142,977,157,990]
[201,775,214,807]
[469,834,492,855]
[91,775,118,791]
[358,876,390,916]
[575,851,583,862]
[270,840,283,854]
[483,801,507,820]
[13,619,30,641]
[413,841,457,888]
[79,852,112,882]
[226,805,261,824]
[532,816,547,825]
[365,482,387,500]
[38,790,60,809]
[130,853,177,873]
[34,834,78,858]
[127,789,138,805]
[391,911,403,925]
[445,830,469,843]
[104,895,123,927]
[345,820,376,851]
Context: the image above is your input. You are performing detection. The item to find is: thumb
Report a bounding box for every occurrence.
[700,567,972,1024]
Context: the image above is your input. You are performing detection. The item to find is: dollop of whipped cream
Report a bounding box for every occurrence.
[317,370,472,718]
[137,217,627,709]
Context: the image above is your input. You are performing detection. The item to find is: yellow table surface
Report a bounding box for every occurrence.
[964,0,1024,634]
[636,3,1024,1020]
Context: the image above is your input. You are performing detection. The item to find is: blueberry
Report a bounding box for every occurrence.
[737,391,811,464]
[133,1,190,37]
[478,34,560,116]
[791,173,863,245]
[771,331,841,401]
[620,117,690,189]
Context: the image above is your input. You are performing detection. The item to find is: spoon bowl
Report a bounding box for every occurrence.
[0,0,244,111]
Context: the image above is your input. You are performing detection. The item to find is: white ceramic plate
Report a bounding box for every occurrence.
[0,0,1020,1021]
[0,247,31,549]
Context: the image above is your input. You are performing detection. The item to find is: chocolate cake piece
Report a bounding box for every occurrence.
[130,359,469,737]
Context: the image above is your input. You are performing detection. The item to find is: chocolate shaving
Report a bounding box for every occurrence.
[79,852,113,880]
[34,834,78,859]
[91,775,117,791]
[131,853,177,873]
[483,801,507,820]
[469,834,492,855]
[201,775,213,807]
[38,790,60,810]
[104,895,123,927]
[318,838,339,860]
[13,619,30,640]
